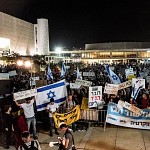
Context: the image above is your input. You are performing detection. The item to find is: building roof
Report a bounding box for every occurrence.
[85,42,150,50]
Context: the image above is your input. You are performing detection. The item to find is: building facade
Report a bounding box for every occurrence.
[0,12,49,56]
[46,42,150,64]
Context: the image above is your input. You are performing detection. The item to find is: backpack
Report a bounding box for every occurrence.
[65,129,76,150]
[21,140,38,150]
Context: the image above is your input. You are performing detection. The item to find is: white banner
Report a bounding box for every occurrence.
[30,76,40,80]
[9,70,17,76]
[88,86,102,108]
[70,83,81,89]
[118,80,132,90]
[104,83,119,95]
[13,89,37,101]
[106,102,150,130]
[75,79,92,87]
[83,72,95,77]
[0,73,9,79]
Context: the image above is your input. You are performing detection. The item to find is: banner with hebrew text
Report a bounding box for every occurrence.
[106,102,150,130]
[53,105,80,128]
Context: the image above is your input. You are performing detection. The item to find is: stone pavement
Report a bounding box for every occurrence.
[0,126,150,150]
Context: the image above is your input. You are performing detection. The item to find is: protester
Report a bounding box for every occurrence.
[59,123,76,150]
[18,131,41,150]
[15,97,38,139]
[140,93,149,109]
[117,96,125,114]
[46,98,59,136]
[3,105,13,149]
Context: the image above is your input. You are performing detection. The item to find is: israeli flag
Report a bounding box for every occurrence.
[131,78,145,100]
[47,65,53,80]
[61,62,66,77]
[77,66,82,79]
[104,65,121,84]
[36,80,67,111]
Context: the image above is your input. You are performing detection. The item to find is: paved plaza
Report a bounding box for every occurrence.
[0,126,150,150]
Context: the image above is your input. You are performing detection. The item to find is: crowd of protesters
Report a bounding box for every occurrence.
[0,61,150,149]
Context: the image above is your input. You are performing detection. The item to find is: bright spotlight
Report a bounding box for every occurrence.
[24,61,31,68]
[17,60,23,66]
[55,47,62,53]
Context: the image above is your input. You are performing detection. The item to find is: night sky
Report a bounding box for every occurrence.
[1,0,150,50]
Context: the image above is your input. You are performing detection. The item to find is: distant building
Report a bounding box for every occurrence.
[0,12,49,56]
[46,42,150,64]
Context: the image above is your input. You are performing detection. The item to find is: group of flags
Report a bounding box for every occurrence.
[47,62,66,80]
[104,65,121,85]
[104,65,145,100]
[46,63,144,106]
[36,63,82,111]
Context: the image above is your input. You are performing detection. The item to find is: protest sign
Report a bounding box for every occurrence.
[0,73,9,79]
[53,105,80,128]
[70,83,81,89]
[106,102,150,130]
[104,83,119,95]
[9,70,17,76]
[75,79,92,87]
[81,97,89,110]
[118,80,132,90]
[83,72,95,77]
[89,86,102,108]
[13,89,37,101]
[123,101,143,115]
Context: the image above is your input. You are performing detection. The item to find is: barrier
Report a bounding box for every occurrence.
[98,109,107,124]
[80,109,99,121]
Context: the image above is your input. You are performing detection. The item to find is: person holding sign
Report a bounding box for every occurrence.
[15,97,38,140]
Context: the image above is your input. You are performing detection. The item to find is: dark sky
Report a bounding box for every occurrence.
[1,0,150,50]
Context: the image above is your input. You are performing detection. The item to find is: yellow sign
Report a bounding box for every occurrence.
[53,105,80,128]
[128,75,135,80]
[81,97,89,110]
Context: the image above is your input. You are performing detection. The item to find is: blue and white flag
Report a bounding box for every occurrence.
[131,78,145,100]
[47,65,53,80]
[61,62,66,77]
[77,66,82,79]
[104,65,121,84]
[36,80,67,111]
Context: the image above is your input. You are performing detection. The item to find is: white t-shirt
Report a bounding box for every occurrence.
[21,99,35,118]
[46,103,59,117]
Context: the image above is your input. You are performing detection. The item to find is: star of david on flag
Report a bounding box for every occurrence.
[36,79,67,111]
[47,90,56,99]
[104,65,121,84]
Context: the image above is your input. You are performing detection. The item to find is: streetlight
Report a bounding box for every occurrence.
[55,47,62,54]
[17,60,32,76]
[17,60,33,88]
[17,60,23,66]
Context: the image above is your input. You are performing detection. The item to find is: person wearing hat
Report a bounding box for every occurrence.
[46,98,59,137]
[15,97,38,139]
